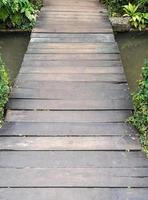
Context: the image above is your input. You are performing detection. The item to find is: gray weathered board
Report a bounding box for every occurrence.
[0,0,148,199]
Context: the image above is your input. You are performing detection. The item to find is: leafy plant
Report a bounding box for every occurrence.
[123,3,148,30]
[0,56,10,124]
[101,0,148,18]
[123,3,139,16]
[128,60,148,154]
[0,0,39,30]
[100,0,132,16]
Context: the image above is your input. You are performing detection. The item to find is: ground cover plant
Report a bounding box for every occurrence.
[128,60,148,154]
[0,0,42,30]
[0,56,10,124]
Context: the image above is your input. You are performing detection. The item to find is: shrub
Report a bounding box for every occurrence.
[0,56,10,124]
[100,0,133,16]
[0,0,39,30]
[128,60,148,154]
[101,0,148,16]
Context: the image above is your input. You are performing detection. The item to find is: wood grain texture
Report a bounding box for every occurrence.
[27,43,119,54]
[30,33,115,43]
[1,151,147,168]
[16,73,126,82]
[5,110,132,123]
[20,66,124,74]
[0,0,147,197]
[21,60,122,67]
[0,168,147,187]
[0,122,137,136]
[23,53,120,61]
[14,81,129,89]
[0,188,148,200]
[10,87,131,100]
[7,99,132,110]
[33,27,113,33]
[0,136,139,150]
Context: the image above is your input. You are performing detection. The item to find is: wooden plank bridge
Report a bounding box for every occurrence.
[0,0,148,199]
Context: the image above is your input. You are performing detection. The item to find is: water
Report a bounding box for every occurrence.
[0,32,30,83]
[115,32,148,92]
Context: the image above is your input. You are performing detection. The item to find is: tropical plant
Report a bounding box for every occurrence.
[123,3,148,30]
[128,60,148,154]
[123,3,139,16]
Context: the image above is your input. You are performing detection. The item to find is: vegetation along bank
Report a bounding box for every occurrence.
[101,0,148,31]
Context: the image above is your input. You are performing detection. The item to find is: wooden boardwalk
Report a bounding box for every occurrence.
[0,0,148,199]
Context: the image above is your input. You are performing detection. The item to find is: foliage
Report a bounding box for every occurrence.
[101,0,148,30]
[123,3,148,30]
[31,0,43,10]
[0,0,39,30]
[123,3,139,16]
[100,0,133,16]
[0,56,10,124]
[101,0,148,16]
[128,60,148,154]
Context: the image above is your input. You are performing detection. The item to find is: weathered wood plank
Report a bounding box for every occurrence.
[0,136,140,151]
[43,0,100,6]
[27,49,119,54]
[10,87,130,100]
[44,0,101,3]
[28,42,117,48]
[37,18,109,24]
[5,110,132,123]
[23,53,120,61]
[7,99,132,110]
[16,73,126,82]
[0,188,148,200]
[40,9,107,14]
[10,87,130,99]
[20,66,124,74]
[38,13,108,17]
[1,151,147,168]
[42,5,102,9]
[30,33,115,42]
[36,22,111,29]
[38,16,108,22]
[27,43,119,54]
[14,81,129,89]
[22,60,122,67]
[36,21,111,28]
[33,27,113,33]
[0,168,147,187]
[0,122,137,136]
[43,3,100,7]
